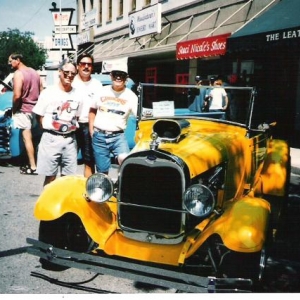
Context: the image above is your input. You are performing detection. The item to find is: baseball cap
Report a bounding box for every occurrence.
[111,62,128,74]
[195,75,202,82]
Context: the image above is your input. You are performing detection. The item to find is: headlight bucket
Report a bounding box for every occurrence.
[183,184,215,217]
[86,173,114,203]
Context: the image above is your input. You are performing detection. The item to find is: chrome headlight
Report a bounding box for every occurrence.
[183,184,215,217]
[86,173,114,203]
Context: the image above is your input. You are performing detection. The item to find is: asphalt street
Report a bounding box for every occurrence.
[0,162,176,294]
[0,152,300,294]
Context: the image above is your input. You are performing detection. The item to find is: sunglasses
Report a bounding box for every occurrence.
[111,71,127,80]
[62,70,76,78]
[79,62,92,67]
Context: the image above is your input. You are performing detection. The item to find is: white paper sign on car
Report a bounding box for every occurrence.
[152,101,174,117]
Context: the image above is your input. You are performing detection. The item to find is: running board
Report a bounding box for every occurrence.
[26,238,252,293]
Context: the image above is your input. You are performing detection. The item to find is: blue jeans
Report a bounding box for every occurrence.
[92,131,129,173]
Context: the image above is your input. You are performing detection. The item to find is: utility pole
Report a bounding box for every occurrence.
[59,0,62,61]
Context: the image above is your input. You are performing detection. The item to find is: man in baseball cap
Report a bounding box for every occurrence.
[89,60,138,174]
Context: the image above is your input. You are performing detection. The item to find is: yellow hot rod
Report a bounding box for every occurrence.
[27,83,290,292]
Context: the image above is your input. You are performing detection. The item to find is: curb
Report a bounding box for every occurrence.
[291,166,300,176]
[290,148,300,175]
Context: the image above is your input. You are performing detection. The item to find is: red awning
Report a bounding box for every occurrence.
[176,33,231,60]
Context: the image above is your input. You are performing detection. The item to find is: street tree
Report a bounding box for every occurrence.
[0,28,47,77]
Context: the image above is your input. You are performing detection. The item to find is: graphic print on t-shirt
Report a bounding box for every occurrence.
[99,96,127,117]
[52,99,79,133]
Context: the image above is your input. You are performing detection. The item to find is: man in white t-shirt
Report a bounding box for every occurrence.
[72,52,103,177]
[33,60,82,186]
[89,64,138,174]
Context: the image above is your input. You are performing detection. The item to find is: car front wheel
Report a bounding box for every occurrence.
[38,213,95,271]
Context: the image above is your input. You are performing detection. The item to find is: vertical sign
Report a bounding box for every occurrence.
[50,8,76,51]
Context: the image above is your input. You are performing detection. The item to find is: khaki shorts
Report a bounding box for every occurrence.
[13,112,37,130]
[36,131,78,176]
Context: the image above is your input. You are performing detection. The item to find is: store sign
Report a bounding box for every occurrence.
[228,26,300,53]
[55,25,77,34]
[77,29,94,45]
[81,8,98,30]
[129,3,162,39]
[176,33,231,60]
[52,34,73,50]
[50,8,76,51]
[265,26,300,42]
[52,11,72,26]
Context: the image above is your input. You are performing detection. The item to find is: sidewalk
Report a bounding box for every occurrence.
[291,148,300,175]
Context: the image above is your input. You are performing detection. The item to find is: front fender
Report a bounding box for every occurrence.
[187,196,270,256]
[34,175,117,245]
[214,197,270,252]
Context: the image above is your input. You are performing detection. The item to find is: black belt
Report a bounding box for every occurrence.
[43,129,75,138]
[94,128,124,135]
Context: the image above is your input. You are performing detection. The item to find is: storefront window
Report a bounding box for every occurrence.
[108,0,112,21]
[99,1,102,25]
[131,0,136,11]
[119,0,123,17]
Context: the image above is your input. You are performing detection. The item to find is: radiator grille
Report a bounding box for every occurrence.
[119,160,184,235]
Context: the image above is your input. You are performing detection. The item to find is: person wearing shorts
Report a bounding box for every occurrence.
[89,63,138,174]
[33,60,82,186]
[72,52,103,177]
[8,53,43,175]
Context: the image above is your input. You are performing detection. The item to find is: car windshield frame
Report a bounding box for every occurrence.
[137,82,256,130]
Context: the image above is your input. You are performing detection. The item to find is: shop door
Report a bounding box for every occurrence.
[145,68,157,107]
[176,73,189,107]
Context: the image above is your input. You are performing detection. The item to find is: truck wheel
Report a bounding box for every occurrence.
[38,213,94,271]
